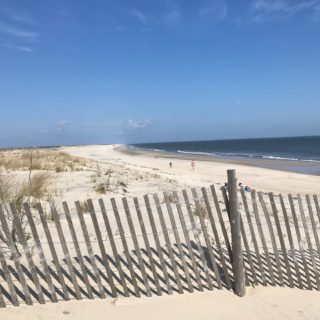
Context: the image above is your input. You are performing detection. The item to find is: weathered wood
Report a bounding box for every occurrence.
[306,195,320,256]
[297,194,320,290]
[62,201,94,299]
[87,199,117,298]
[227,170,245,296]
[201,187,232,289]
[288,194,312,290]
[258,192,284,286]
[133,197,162,296]
[144,194,173,295]
[24,203,58,302]
[251,191,276,285]
[10,203,45,304]
[50,203,82,300]
[0,205,33,305]
[173,191,203,291]
[0,283,5,308]
[240,189,267,285]
[210,185,232,263]
[191,188,223,289]
[75,201,106,298]
[0,241,18,306]
[98,198,129,297]
[313,195,320,224]
[122,197,151,297]
[268,193,294,288]
[37,203,69,300]
[153,194,183,294]
[182,189,213,290]
[163,192,193,292]
[110,198,140,297]
[279,194,303,289]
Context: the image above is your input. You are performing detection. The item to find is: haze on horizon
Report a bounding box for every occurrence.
[1,0,320,148]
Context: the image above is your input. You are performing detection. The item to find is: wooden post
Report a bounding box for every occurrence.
[227,169,246,297]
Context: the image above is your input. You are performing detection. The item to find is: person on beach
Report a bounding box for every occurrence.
[191,159,195,170]
[169,162,172,168]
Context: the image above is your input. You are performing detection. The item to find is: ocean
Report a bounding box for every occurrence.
[130,136,320,175]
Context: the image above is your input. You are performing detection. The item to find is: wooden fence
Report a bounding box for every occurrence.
[0,171,319,307]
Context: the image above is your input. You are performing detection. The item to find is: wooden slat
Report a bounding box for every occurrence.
[144,194,173,295]
[75,201,106,298]
[191,188,223,289]
[163,192,193,292]
[268,193,294,287]
[306,195,320,255]
[62,202,94,299]
[0,205,33,305]
[10,203,45,304]
[240,189,267,285]
[173,191,203,291]
[98,199,129,297]
[0,241,18,306]
[0,283,5,308]
[251,191,276,286]
[50,203,82,300]
[210,185,232,262]
[110,198,140,297]
[122,197,151,297]
[279,194,303,289]
[258,192,284,286]
[182,190,213,290]
[133,197,162,296]
[297,194,320,290]
[201,187,233,289]
[313,195,320,224]
[37,203,70,300]
[24,203,58,302]
[153,194,184,294]
[87,199,117,298]
[288,194,312,290]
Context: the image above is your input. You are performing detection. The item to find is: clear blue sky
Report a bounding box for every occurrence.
[1,0,320,147]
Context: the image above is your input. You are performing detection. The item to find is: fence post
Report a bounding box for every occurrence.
[227,169,246,297]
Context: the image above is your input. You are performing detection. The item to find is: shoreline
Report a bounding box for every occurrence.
[119,145,320,176]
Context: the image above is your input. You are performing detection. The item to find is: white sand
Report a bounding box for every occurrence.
[1,287,319,320]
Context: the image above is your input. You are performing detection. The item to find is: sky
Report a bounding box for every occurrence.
[0,0,320,148]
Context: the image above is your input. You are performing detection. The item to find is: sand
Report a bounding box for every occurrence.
[1,287,319,320]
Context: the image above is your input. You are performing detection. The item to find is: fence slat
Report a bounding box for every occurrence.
[240,189,267,285]
[24,203,58,302]
[279,195,303,289]
[258,192,284,286]
[144,194,173,295]
[37,203,70,300]
[173,191,203,291]
[251,191,276,286]
[0,205,33,305]
[297,194,320,290]
[98,199,129,297]
[133,197,162,296]
[50,203,82,300]
[75,201,106,298]
[111,198,140,297]
[314,195,320,224]
[122,197,151,297]
[202,187,232,289]
[288,194,312,290]
[0,283,5,308]
[306,195,320,255]
[191,188,223,289]
[182,190,213,290]
[87,199,117,298]
[0,241,18,306]
[62,202,94,299]
[10,203,45,304]
[163,192,194,292]
[268,193,294,288]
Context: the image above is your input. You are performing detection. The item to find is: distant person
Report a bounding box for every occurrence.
[169,162,172,168]
[191,159,195,170]
[244,185,252,192]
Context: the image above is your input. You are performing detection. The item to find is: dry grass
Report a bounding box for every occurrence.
[0,149,87,172]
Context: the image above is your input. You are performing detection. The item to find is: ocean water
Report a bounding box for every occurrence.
[130,136,320,175]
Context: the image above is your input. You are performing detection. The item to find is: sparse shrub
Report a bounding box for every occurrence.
[95,183,106,194]
[193,199,208,218]
[79,201,90,213]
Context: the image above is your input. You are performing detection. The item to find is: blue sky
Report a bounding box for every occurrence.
[0,0,320,147]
